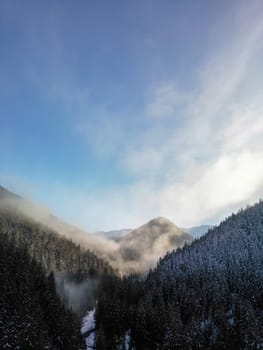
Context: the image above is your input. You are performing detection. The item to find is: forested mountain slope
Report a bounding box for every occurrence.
[95,201,263,349]
[117,217,192,274]
[0,230,85,350]
[0,185,118,262]
[0,209,114,278]
[0,186,194,275]
[0,194,115,315]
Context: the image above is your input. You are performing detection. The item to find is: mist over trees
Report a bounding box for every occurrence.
[0,189,117,348]
[95,201,263,349]
[1,184,263,349]
[0,186,193,276]
[0,209,114,277]
[0,209,116,319]
[0,229,85,350]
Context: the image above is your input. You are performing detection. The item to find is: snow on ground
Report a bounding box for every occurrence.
[81,308,95,334]
[85,331,95,349]
[81,310,135,350]
[125,330,131,350]
[81,308,96,349]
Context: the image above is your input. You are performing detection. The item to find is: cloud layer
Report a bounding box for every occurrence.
[1,1,263,230]
[63,1,263,230]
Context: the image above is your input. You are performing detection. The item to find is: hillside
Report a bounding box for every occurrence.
[0,186,115,314]
[0,229,85,350]
[95,201,263,349]
[96,228,133,241]
[118,217,192,273]
[99,224,211,241]
[0,185,118,256]
[0,210,114,277]
[0,186,194,275]
[0,186,115,276]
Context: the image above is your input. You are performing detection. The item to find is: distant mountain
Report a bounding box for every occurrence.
[96,228,132,241]
[184,224,212,238]
[98,223,212,241]
[96,218,193,274]
[118,216,193,273]
[96,201,263,349]
[0,185,204,276]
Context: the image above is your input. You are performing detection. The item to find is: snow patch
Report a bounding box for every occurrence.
[81,308,96,349]
[125,330,131,349]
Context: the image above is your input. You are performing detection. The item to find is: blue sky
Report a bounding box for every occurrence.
[1,0,263,230]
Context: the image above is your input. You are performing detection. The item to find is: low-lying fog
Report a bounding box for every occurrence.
[1,193,195,275]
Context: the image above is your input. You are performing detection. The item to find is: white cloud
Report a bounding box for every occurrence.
[146,83,189,119]
[158,151,263,225]
[221,101,263,153]
[3,0,263,231]
[71,1,263,229]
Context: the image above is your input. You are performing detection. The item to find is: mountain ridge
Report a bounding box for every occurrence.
[0,185,194,274]
[95,200,263,349]
[118,215,193,273]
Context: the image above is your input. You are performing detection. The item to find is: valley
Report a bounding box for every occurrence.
[1,185,262,349]
[2,1,263,348]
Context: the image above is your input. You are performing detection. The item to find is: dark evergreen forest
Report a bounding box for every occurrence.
[0,209,114,279]
[0,229,85,349]
[1,185,263,349]
[0,192,115,348]
[95,202,263,349]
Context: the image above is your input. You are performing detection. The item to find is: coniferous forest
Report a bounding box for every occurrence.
[0,209,114,279]
[0,229,85,350]
[95,202,263,349]
[0,193,115,348]
[1,187,263,349]
[2,1,263,349]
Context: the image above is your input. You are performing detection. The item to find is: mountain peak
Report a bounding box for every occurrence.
[118,216,193,272]
[147,216,178,227]
[128,216,186,240]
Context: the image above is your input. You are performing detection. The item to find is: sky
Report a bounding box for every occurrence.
[1,0,263,231]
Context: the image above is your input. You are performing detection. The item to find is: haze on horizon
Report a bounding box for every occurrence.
[1,0,263,231]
